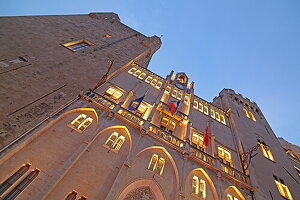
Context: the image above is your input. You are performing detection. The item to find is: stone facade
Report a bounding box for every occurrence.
[0,12,299,200]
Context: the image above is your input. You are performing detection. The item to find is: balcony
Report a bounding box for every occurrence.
[190,146,216,167]
[158,101,188,121]
[220,162,251,185]
[84,91,116,111]
[117,108,145,127]
[148,124,185,151]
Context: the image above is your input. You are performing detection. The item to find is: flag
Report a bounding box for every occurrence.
[128,95,145,111]
[169,100,180,115]
[203,125,209,147]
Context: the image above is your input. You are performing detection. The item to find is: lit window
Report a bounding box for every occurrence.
[156,158,165,175]
[193,101,198,109]
[0,163,31,195]
[204,106,208,115]
[63,40,93,51]
[145,76,153,83]
[3,169,40,200]
[177,92,182,100]
[128,67,137,74]
[156,81,162,89]
[103,34,112,38]
[135,102,148,117]
[160,116,176,134]
[69,114,93,133]
[165,86,171,94]
[227,194,233,200]
[220,115,226,125]
[105,132,125,151]
[192,176,206,198]
[138,73,146,79]
[259,142,274,161]
[199,103,204,112]
[248,111,256,121]
[148,154,165,175]
[215,112,220,121]
[133,70,141,77]
[191,132,205,148]
[243,109,250,118]
[65,190,78,200]
[211,109,215,119]
[150,79,157,86]
[218,146,232,166]
[274,176,293,200]
[103,87,123,102]
[172,89,177,98]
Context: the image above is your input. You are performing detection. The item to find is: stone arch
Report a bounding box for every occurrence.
[55,107,99,124]
[223,186,246,200]
[43,125,133,199]
[185,168,219,200]
[116,178,166,200]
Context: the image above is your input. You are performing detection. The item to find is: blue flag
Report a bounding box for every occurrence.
[128,95,145,111]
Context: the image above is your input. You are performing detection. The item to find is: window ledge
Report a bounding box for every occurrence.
[102,144,119,154]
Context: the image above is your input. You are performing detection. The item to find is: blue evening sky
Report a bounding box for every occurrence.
[1,0,300,146]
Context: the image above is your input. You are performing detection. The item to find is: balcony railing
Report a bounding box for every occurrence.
[190,146,216,167]
[220,162,251,184]
[117,108,145,126]
[148,124,185,150]
[159,101,188,120]
[84,91,116,110]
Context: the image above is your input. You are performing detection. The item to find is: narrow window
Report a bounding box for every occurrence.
[103,87,123,102]
[156,158,165,175]
[249,111,256,121]
[138,73,146,79]
[113,136,125,151]
[3,169,39,200]
[156,81,162,89]
[150,79,157,86]
[211,109,215,119]
[145,76,153,83]
[177,92,182,100]
[69,114,93,133]
[199,103,204,112]
[160,116,176,134]
[192,176,199,195]
[259,142,274,161]
[135,102,148,117]
[165,86,171,94]
[274,177,293,199]
[105,132,119,147]
[172,89,177,98]
[65,190,78,200]
[215,112,220,121]
[294,166,300,176]
[243,109,251,119]
[133,70,141,77]
[77,118,93,132]
[148,154,158,171]
[199,179,206,198]
[128,67,137,74]
[191,133,204,148]
[220,115,226,125]
[218,146,232,166]
[70,114,87,128]
[78,196,87,200]
[193,101,198,109]
[63,40,93,52]
[203,106,208,115]
[0,163,31,195]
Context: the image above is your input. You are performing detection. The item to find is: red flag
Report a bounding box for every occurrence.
[168,100,180,115]
[203,126,209,146]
